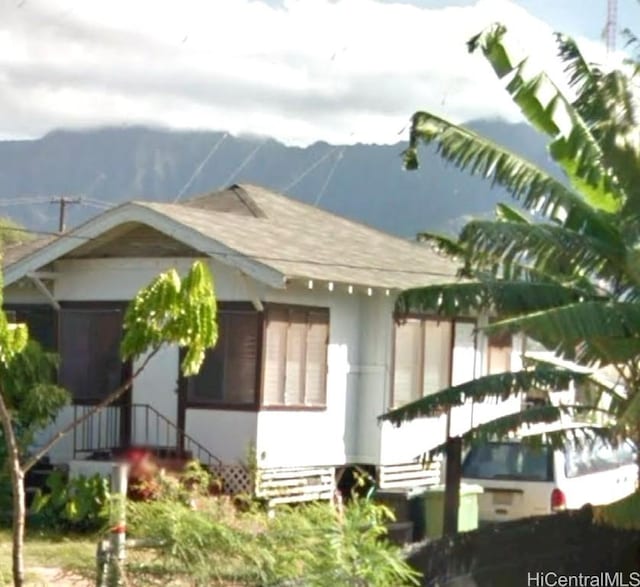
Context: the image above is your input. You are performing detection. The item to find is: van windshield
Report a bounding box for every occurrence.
[462,442,553,482]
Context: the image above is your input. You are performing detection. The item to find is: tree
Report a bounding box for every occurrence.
[381,24,640,530]
[0,260,218,586]
[0,218,34,248]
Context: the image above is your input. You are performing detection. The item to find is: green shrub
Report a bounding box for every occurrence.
[31,470,110,532]
[127,495,420,586]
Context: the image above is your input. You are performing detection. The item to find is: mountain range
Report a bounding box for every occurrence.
[0,119,556,239]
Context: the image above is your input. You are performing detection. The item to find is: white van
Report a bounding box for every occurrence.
[461,429,637,522]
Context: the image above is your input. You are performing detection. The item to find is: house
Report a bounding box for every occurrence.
[1,184,522,503]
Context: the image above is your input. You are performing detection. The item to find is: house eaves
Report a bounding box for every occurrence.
[2,203,287,289]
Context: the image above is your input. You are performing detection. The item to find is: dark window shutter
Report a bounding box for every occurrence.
[187,342,225,403]
[186,308,259,406]
[4,305,56,351]
[59,309,123,404]
[223,312,259,404]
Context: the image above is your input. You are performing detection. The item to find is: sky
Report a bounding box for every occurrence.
[0,0,638,146]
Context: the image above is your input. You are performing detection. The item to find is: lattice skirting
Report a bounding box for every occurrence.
[211,464,336,505]
[377,459,443,490]
[211,464,254,495]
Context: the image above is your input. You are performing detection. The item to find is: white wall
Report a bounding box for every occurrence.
[3,281,50,304]
[32,257,369,469]
[53,257,251,300]
[377,317,525,465]
[130,346,179,446]
[256,289,361,468]
[7,256,527,472]
[353,295,394,464]
[33,407,76,465]
[471,332,524,427]
[449,321,483,437]
[25,258,264,465]
[186,409,258,464]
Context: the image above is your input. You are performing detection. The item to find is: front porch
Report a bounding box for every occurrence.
[70,403,337,504]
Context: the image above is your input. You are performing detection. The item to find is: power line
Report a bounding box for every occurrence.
[313,148,344,206]
[174,133,228,203]
[282,145,342,192]
[221,141,265,187]
[0,224,456,279]
[0,197,55,206]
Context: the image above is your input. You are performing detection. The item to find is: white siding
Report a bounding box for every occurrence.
[256,291,360,468]
[354,295,394,464]
[186,409,258,464]
[52,257,252,301]
[27,257,368,469]
[448,321,482,437]
[9,253,525,473]
[131,346,179,446]
[4,282,50,304]
[33,407,76,464]
[378,316,524,466]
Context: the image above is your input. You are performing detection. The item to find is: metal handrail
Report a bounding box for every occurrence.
[73,403,222,468]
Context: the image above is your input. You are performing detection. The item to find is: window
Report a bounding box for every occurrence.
[462,442,553,482]
[3,305,56,350]
[392,318,453,408]
[185,305,261,407]
[58,306,126,404]
[262,306,329,408]
[564,436,637,478]
[487,331,512,374]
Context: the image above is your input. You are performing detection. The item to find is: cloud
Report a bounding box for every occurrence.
[0,0,610,145]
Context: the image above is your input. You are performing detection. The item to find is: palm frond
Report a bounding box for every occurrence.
[396,280,592,318]
[415,232,467,261]
[468,24,625,213]
[485,301,640,366]
[381,365,594,425]
[574,337,640,368]
[405,112,620,240]
[459,219,625,283]
[426,405,612,458]
[553,36,640,212]
[495,203,531,224]
[555,33,602,101]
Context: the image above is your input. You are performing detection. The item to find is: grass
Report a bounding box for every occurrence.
[0,529,96,585]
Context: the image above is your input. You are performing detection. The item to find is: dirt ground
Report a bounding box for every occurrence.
[17,567,93,587]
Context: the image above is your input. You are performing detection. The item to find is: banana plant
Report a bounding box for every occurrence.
[382,24,640,504]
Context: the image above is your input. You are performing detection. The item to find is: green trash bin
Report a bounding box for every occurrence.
[421,483,484,539]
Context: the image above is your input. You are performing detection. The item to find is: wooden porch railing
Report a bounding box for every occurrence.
[72,403,222,468]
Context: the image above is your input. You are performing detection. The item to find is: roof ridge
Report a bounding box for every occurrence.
[235,182,422,247]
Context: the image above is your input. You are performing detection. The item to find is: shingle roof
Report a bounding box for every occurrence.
[2,184,459,291]
[138,184,458,290]
[2,236,57,268]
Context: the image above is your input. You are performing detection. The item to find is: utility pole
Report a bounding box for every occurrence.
[51,196,82,233]
[606,0,617,54]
